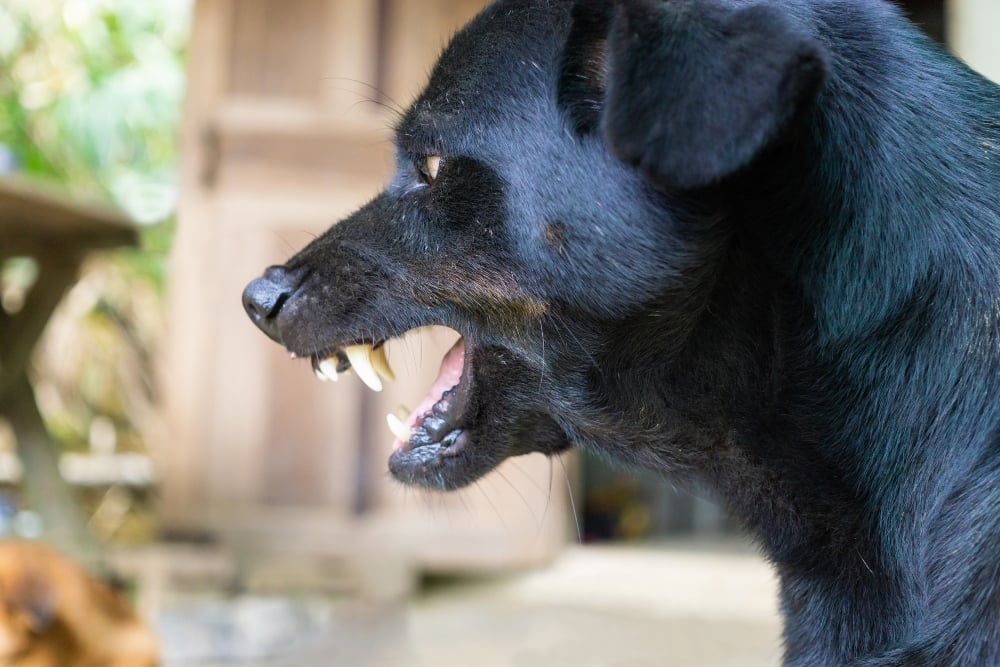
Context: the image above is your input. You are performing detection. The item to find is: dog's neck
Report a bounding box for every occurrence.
[571,29,1000,654]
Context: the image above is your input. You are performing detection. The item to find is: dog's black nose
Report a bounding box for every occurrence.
[242,265,303,343]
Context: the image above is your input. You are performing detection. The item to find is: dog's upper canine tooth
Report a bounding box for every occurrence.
[386,413,412,442]
[371,345,395,382]
[317,357,339,382]
[344,344,383,392]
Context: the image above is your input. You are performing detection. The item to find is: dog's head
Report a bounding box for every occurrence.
[0,541,158,667]
[243,0,827,490]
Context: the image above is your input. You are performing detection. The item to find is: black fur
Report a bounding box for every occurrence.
[243,0,1000,664]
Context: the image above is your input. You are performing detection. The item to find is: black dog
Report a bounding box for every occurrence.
[243,0,1000,663]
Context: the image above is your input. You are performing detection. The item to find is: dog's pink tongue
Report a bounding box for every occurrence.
[392,339,465,451]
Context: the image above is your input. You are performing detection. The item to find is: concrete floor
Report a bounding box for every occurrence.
[158,542,783,667]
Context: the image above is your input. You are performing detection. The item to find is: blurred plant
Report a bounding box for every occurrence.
[0,0,189,223]
[0,0,191,542]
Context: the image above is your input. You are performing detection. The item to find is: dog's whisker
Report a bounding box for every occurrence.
[474,479,511,538]
[537,456,554,537]
[321,76,408,116]
[495,467,540,527]
[557,453,582,544]
[538,318,546,394]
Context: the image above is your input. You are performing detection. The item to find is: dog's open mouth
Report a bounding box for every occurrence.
[305,330,475,483]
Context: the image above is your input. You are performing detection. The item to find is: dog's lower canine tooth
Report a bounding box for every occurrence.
[344,344,383,392]
[372,345,395,382]
[386,413,412,442]
[318,358,339,382]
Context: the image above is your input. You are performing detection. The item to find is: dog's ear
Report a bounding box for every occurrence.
[606,0,827,188]
[558,0,615,136]
[566,0,827,189]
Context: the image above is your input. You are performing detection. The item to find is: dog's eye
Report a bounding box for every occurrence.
[418,155,441,185]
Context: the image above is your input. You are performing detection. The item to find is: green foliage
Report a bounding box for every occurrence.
[0,0,190,226]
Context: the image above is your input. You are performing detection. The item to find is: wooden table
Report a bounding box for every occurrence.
[0,175,136,559]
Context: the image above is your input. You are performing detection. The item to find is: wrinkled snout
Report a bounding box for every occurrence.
[241,264,306,344]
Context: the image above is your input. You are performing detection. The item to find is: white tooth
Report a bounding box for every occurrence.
[344,344,383,392]
[425,155,441,181]
[371,345,395,382]
[386,413,412,442]
[318,358,339,382]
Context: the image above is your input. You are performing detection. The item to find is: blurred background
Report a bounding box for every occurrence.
[0,0,996,665]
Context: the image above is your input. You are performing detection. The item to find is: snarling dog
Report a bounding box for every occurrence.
[243,0,1000,663]
[0,540,158,666]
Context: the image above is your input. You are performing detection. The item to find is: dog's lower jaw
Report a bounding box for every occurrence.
[387,343,573,490]
[388,416,572,491]
[388,434,485,490]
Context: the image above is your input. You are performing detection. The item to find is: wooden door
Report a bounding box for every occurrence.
[162,0,571,570]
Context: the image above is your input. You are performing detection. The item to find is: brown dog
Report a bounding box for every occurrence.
[0,541,158,667]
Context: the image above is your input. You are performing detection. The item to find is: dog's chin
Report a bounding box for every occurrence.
[388,433,501,490]
[387,415,569,490]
